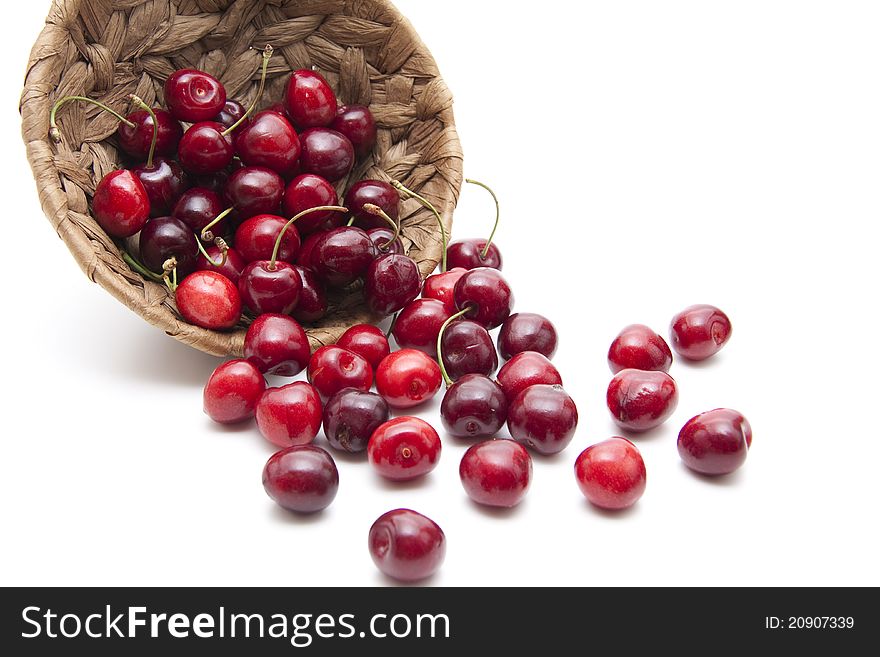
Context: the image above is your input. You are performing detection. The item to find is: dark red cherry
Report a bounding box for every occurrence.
[608,324,672,374]
[177,121,234,175]
[447,239,503,270]
[203,359,266,424]
[368,509,445,582]
[172,187,225,235]
[235,110,301,177]
[575,437,646,510]
[164,69,226,122]
[453,267,514,329]
[225,166,284,219]
[117,107,183,159]
[307,346,373,400]
[92,169,150,238]
[213,99,249,136]
[422,267,467,314]
[440,374,508,439]
[678,408,752,475]
[296,232,323,269]
[189,170,230,194]
[367,417,441,481]
[291,265,328,323]
[496,351,562,403]
[282,174,341,235]
[322,389,390,454]
[365,254,421,316]
[311,226,376,287]
[234,214,301,264]
[132,157,188,218]
[392,299,452,358]
[244,314,311,376]
[255,382,323,448]
[138,216,198,277]
[299,128,354,183]
[263,445,338,513]
[507,384,578,456]
[367,227,403,255]
[238,261,302,315]
[196,245,246,285]
[331,105,377,159]
[607,369,679,432]
[375,349,442,409]
[441,320,497,381]
[670,305,733,361]
[175,270,241,330]
[460,439,532,507]
[336,324,390,371]
[345,180,399,229]
[284,69,337,130]
[499,313,558,361]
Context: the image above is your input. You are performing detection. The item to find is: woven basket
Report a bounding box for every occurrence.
[20,0,462,357]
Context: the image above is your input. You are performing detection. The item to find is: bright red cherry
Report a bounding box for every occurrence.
[678,408,752,475]
[307,346,373,400]
[213,99,249,135]
[331,105,377,158]
[117,107,182,159]
[298,128,354,183]
[670,305,733,361]
[282,174,341,235]
[172,187,225,235]
[498,313,558,361]
[196,245,246,285]
[263,445,338,513]
[244,314,311,376]
[203,359,266,424]
[322,389,390,454]
[311,226,376,287]
[177,121,234,175]
[607,369,679,432]
[175,270,241,330]
[365,254,421,316]
[255,382,323,448]
[367,417,441,481]
[440,374,508,439]
[375,349,442,409]
[234,214,301,264]
[575,437,647,510]
[440,320,497,381]
[422,267,467,314]
[496,351,562,403]
[392,299,452,358]
[225,166,284,219]
[235,110,301,178]
[447,239,503,270]
[368,509,445,582]
[336,324,390,371]
[453,267,514,329]
[92,169,149,238]
[367,227,403,255]
[508,384,578,455]
[164,69,227,122]
[345,180,399,229]
[460,440,532,507]
[132,157,188,218]
[138,216,198,277]
[291,265,328,323]
[608,324,672,374]
[238,260,302,315]
[284,69,337,130]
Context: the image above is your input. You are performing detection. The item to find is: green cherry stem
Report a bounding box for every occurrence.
[195,234,229,267]
[122,251,164,282]
[391,180,447,272]
[200,207,235,242]
[269,205,349,271]
[436,306,473,387]
[223,44,273,137]
[362,203,401,251]
[128,95,158,168]
[346,216,356,227]
[49,95,135,143]
[465,179,500,259]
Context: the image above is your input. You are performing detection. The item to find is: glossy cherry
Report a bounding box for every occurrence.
[244,314,311,376]
[311,227,376,287]
[298,128,354,183]
[225,166,284,219]
[670,305,733,361]
[607,324,672,373]
[441,320,497,381]
[367,417,441,481]
[322,389,390,454]
[375,349,442,409]
[336,324,390,371]
[164,68,226,122]
[238,260,302,315]
[367,227,403,255]
[196,244,246,285]
[292,265,328,323]
[235,110,301,177]
[307,346,373,400]
[138,216,198,277]
[92,169,149,238]
[172,187,225,235]
[256,382,323,448]
[213,99,249,135]
[678,408,752,475]
[368,509,445,582]
[282,174,340,235]
[440,373,508,439]
[284,69,337,130]
[392,299,452,357]
[176,270,241,330]
[365,254,421,316]
[447,239,503,270]
[263,445,338,513]
[460,440,532,508]
[496,351,562,403]
[453,267,514,329]
[203,359,266,424]
[177,120,234,175]
[296,232,323,269]
[607,369,679,432]
[331,105,377,158]
[499,313,558,361]
[422,267,467,314]
[345,180,399,229]
[575,437,647,510]
[118,107,182,159]
[235,214,301,264]
[133,157,188,218]
[507,384,578,456]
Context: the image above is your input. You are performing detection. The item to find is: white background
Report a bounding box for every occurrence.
[2,1,878,587]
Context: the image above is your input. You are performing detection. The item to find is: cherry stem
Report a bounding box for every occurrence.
[201,207,234,242]
[223,45,273,137]
[436,306,472,387]
[465,179,500,259]
[385,312,398,338]
[162,257,178,293]
[122,251,164,282]
[195,234,229,267]
[347,216,356,227]
[49,95,135,143]
[391,180,447,272]
[269,205,348,270]
[128,95,158,168]
[362,203,400,250]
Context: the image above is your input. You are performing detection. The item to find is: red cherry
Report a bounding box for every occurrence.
[453,267,514,329]
[498,313,558,361]
[177,121,234,175]
[175,270,242,330]
[507,384,578,455]
[368,509,445,582]
[298,128,354,183]
[440,374,508,439]
[392,299,452,358]
[172,187,225,235]
[367,417,441,481]
[291,265,328,323]
[447,239,503,270]
[92,169,149,238]
[234,214,301,264]
[117,107,182,159]
[255,381,323,447]
[322,389,390,454]
[678,408,752,475]
[307,346,373,400]
[440,320,498,381]
[310,226,376,287]
[224,166,284,219]
[422,267,467,314]
[235,110,301,178]
[607,369,679,432]
[607,324,673,374]
[263,445,338,513]
[460,440,532,507]
[367,227,403,255]
[335,324,390,371]
[365,254,421,316]
[670,305,733,361]
[375,349,442,409]
[244,314,311,376]
[284,69,338,130]
[196,245,246,285]
[213,99,249,136]
[132,157,188,218]
[138,216,198,277]
[164,69,227,122]
[496,351,562,403]
[203,359,266,424]
[296,232,323,269]
[575,437,647,510]
[238,260,302,315]
[331,105,377,159]
[345,180,400,229]
[282,174,341,235]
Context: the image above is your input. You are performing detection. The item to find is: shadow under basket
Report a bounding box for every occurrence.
[20,0,463,357]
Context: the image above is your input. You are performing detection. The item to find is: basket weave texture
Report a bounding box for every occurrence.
[20,0,462,356]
